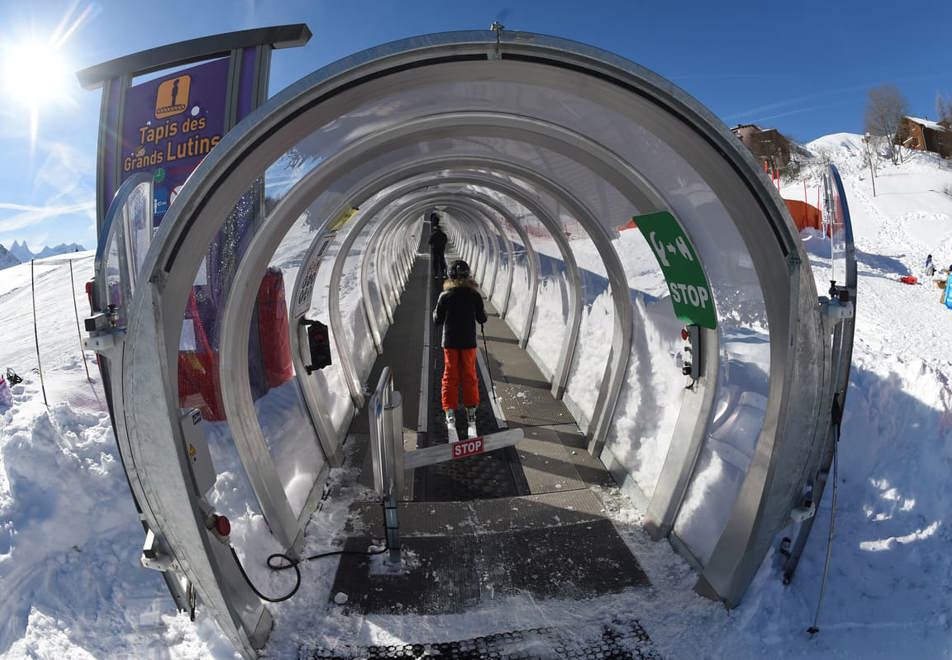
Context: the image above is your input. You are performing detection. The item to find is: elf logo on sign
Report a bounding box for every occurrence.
[452,437,484,459]
[155,75,191,119]
[635,211,717,329]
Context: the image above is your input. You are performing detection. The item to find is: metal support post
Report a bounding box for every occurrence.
[369,367,404,565]
[383,495,401,564]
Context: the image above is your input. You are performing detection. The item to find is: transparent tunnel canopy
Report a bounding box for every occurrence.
[244,213,328,518]
[102,35,841,654]
[95,177,154,325]
[602,226,683,500]
[520,210,570,381]
[242,58,769,540]
[297,211,357,434]
[195,46,775,566]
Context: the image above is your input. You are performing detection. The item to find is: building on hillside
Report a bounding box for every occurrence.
[731,124,791,170]
[894,116,952,158]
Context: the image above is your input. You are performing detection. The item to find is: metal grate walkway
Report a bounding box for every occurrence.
[302,616,660,659]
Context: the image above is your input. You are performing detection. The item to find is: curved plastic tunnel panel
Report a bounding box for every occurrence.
[91,30,837,655]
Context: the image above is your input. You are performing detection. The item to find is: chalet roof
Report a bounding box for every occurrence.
[905,116,950,133]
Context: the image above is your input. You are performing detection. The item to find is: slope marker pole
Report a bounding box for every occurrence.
[31,260,49,407]
[69,259,92,382]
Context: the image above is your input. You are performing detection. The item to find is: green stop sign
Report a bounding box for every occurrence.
[634,211,717,329]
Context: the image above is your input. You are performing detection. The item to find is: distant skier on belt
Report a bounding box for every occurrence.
[428,214,448,279]
[433,259,487,441]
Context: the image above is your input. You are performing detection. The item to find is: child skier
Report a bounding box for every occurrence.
[428,217,448,279]
[432,260,487,441]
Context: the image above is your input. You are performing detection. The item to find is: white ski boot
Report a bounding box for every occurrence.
[466,407,478,439]
[445,409,459,443]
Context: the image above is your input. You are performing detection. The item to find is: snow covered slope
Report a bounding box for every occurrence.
[3,137,952,658]
[0,254,231,658]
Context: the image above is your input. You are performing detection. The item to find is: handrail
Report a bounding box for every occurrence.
[93,172,154,315]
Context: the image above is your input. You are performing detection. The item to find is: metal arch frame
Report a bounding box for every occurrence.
[446,207,488,283]
[93,172,154,313]
[421,196,515,309]
[369,198,502,317]
[381,211,417,315]
[326,204,416,407]
[373,198,503,312]
[338,162,587,384]
[93,175,273,656]
[476,212,499,298]
[359,206,429,356]
[216,187,436,554]
[275,174,531,460]
[373,219,398,324]
[351,157,627,439]
[280,157,581,432]
[374,212,415,323]
[276,160,552,391]
[105,210,272,657]
[780,163,857,582]
[380,194,511,312]
[92,173,160,526]
[470,211,501,301]
[360,215,400,354]
[257,132,633,439]
[462,213,490,287]
[360,191,518,348]
[231,136,613,631]
[379,212,416,317]
[111,35,830,646]
[487,34,825,605]
[286,229,341,467]
[484,219,502,300]
[329,167,581,392]
[147,105,627,557]
[278,72,816,602]
[471,214,495,289]
[350,184,528,368]
[372,220,395,322]
[438,181,583,397]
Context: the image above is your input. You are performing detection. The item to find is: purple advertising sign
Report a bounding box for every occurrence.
[119,57,230,225]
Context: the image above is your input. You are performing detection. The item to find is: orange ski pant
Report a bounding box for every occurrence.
[441,348,479,411]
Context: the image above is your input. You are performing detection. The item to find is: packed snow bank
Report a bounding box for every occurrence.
[0,256,233,658]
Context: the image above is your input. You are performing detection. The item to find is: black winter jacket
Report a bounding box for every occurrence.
[433,279,487,348]
[428,229,447,254]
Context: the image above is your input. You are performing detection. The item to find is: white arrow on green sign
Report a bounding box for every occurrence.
[634,211,717,329]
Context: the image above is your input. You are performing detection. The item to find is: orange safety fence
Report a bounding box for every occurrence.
[784,199,823,232]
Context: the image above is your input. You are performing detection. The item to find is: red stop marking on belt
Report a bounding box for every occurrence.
[452,437,484,459]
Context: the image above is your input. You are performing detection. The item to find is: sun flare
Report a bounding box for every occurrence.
[0,3,93,150]
[1,39,71,110]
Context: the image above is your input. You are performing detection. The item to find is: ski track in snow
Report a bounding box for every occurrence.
[3,138,952,657]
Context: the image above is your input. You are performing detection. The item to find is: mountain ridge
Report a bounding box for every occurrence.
[6,240,85,262]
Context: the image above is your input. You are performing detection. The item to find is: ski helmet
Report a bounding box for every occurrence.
[449,260,470,279]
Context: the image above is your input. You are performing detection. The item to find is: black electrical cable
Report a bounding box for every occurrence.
[231,500,391,603]
[230,542,388,603]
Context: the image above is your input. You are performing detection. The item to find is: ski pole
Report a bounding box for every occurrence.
[69,259,92,382]
[481,323,497,402]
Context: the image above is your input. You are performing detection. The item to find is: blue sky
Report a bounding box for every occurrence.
[0,0,949,252]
